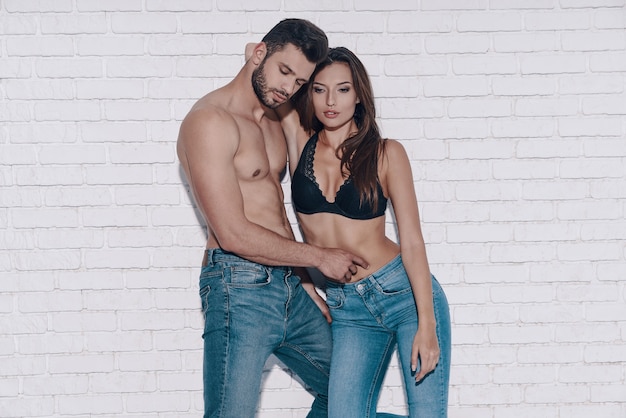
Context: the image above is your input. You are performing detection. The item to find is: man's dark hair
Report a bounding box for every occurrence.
[261,18,328,64]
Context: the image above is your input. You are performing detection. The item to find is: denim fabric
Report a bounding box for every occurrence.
[325,254,451,418]
[199,248,332,418]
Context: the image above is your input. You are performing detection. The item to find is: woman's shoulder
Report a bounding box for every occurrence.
[381,138,409,163]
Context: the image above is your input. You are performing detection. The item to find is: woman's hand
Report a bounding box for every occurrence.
[411,323,440,382]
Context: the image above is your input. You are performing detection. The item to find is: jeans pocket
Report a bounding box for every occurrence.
[225,265,271,288]
[199,284,211,315]
[376,267,412,296]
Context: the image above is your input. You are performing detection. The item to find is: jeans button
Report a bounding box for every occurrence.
[357,283,364,291]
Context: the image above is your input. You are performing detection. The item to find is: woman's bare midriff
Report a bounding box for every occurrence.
[297,212,400,282]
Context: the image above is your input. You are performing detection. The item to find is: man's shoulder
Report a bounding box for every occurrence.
[179,99,240,145]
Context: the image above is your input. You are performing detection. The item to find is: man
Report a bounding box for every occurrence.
[177,19,367,418]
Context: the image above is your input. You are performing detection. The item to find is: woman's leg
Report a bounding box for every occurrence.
[396,275,451,418]
[325,283,397,418]
[328,318,396,418]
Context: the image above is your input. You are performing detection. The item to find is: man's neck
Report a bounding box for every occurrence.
[225,65,270,122]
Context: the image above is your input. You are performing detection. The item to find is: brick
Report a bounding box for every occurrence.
[525,384,589,403]
[590,52,626,72]
[77,36,145,56]
[493,365,555,384]
[489,325,552,344]
[6,36,74,57]
[0,397,54,418]
[556,323,621,343]
[148,0,213,12]
[448,223,513,243]
[466,261,532,284]
[35,58,103,78]
[448,98,512,117]
[57,394,123,415]
[594,9,626,29]
[459,385,523,405]
[40,14,107,35]
[84,249,151,269]
[525,11,590,30]
[457,12,522,32]
[494,32,558,52]
[5,79,74,100]
[89,371,157,393]
[111,13,177,34]
[388,12,453,33]
[520,54,587,75]
[34,100,101,122]
[118,351,182,371]
[492,118,554,138]
[4,0,72,12]
[76,0,142,11]
[490,243,556,262]
[421,0,488,10]
[85,331,154,352]
[0,15,38,35]
[50,312,117,332]
[180,12,248,34]
[562,0,625,7]
[425,34,490,53]
[384,55,446,77]
[515,98,579,117]
[492,76,556,96]
[518,345,583,364]
[583,95,626,115]
[493,159,558,180]
[562,30,626,51]
[18,291,83,313]
[424,119,489,139]
[0,58,33,78]
[514,223,579,242]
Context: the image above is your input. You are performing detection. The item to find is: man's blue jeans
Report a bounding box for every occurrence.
[325,254,451,418]
[199,248,332,418]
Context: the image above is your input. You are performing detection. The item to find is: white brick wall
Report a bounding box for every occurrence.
[1,1,625,417]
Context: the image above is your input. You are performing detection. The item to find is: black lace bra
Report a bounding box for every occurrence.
[291,133,387,220]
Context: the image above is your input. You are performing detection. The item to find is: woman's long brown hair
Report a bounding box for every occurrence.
[295,47,386,210]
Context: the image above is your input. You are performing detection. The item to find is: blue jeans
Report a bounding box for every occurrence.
[199,249,333,418]
[325,254,451,418]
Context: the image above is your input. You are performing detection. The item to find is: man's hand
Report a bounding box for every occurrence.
[318,248,368,283]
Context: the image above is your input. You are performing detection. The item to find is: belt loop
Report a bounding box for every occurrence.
[203,248,215,267]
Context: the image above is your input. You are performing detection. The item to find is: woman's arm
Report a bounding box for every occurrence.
[383,139,440,383]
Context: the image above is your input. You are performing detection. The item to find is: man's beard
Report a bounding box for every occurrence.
[251,60,288,109]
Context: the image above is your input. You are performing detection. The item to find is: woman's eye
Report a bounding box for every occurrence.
[313,87,324,93]
[339,88,350,93]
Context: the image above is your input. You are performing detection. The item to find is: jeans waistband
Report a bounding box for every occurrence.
[326,253,404,294]
[203,248,291,273]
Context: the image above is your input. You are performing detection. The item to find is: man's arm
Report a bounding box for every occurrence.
[177,107,366,281]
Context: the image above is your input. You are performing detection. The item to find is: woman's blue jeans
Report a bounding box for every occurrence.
[325,254,451,418]
[199,249,332,418]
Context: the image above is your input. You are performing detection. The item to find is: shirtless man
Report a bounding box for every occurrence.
[177,19,367,418]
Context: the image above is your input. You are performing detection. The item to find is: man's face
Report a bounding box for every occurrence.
[252,43,316,109]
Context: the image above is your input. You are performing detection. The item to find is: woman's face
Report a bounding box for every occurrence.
[311,62,359,131]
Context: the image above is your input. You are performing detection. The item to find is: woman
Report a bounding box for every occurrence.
[278,46,451,417]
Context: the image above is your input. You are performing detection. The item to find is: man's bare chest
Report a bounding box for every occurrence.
[234,121,287,182]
